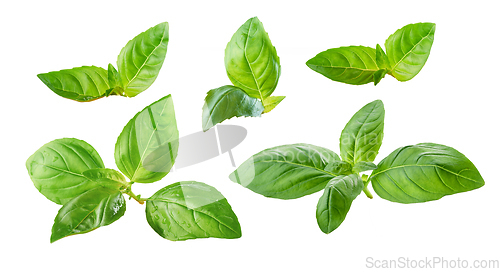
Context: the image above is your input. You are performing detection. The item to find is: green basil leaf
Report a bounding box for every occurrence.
[117,22,169,97]
[306,46,381,85]
[262,96,285,113]
[37,66,110,102]
[316,174,363,234]
[229,144,341,199]
[115,95,179,183]
[146,181,241,241]
[26,138,105,205]
[107,63,121,89]
[375,44,391,70]
[225,17,280,100]
[51,187,126,243]
[373,69,388,86]
[370,143,484,204]
[384,22,436,81]
[340,100,384,164]
[202,85,264,132]
[82,168,128,191]
[352,161,377,173]
[324,161,353,175]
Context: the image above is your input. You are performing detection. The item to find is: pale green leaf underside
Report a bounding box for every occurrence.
[262,95,285,113]
[26,138,104,205]
[385,22,435,81]
[316,174,363,234]
[37,66,110,102]
[146,181,241,241]
[51,187,126,243]
[370,143,484,203]
[202,85,264,132]
[225,17,280,100]
[115,95,179,183]
[117,22,169,97]
[229,144,341,199]
[306,46,384,85]
[340,100,384,164]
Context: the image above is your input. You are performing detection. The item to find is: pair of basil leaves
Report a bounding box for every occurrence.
[230,100,484,233]
[307,22,436,85]
[26,95,241,242]
[201,17,285,132]
[37,22,169,101]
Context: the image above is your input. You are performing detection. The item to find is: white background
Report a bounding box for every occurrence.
[1,0,499,271]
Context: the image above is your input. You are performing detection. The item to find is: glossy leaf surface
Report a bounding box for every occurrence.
[51,187,126,243]
[262,96,285,113]
[316,174,363,234]
[229,144,341,199]
[117,22,169,97]
[370,143,484,203]
[202,85,264,132]
[306,46,381,85]
[384,23,435,81]
[82,168,128,191]
[115,95,178,183]
[225,17,280,100]
[340,100,384,164]
[37,66,110,102]
[26,138,104,205]
[146,181,241,241]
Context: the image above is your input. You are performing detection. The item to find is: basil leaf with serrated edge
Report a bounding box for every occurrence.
[26,138,104,205]
[384,23,435,81]
[37,66,111,102]
[202,85,264,132]
[340,100,384,164]
[225,17,280,100]
[316,174,363,234]
[146,181,241,241]
[229,144,341,199]
[51,187,126,243]
[115,95,179,183]
[117,22,169,97]
[370,143,484,203]
[306,46,385,85]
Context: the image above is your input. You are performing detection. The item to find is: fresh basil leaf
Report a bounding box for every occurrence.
[375,44,391,70]
[202,85,264,132]
[370,143,484,203]
[352,161,377,173]
[325,161,353,175]
[26,138,105,205]
[145,181,241,241]
[82,168,128,191]
[115,95,179,183]
[384,22,436,81]
[50,187,126,243]
[107,63,121,89]
[262,96,285,113]
[373,69,388,86]
[340,100,384,164]
[117,22,169,97]
[316,174,363,234]
[306,46,381,85]
[37,66,110,102]
[225,17,280,100]
[229,144,341,199]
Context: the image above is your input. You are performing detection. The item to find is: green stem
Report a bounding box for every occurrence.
[123,185,147,204]
[363,186,373,199]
